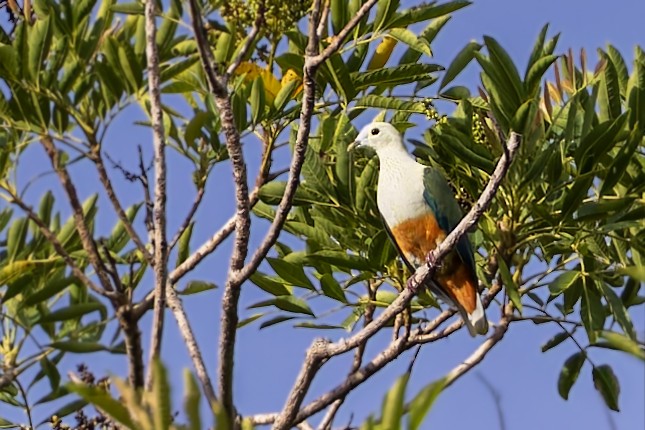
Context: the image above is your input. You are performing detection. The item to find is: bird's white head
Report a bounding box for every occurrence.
[348,122,405,154]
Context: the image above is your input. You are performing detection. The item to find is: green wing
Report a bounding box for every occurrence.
[422,168,478,280]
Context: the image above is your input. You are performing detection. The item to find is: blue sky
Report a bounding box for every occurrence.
[4,0,645,428]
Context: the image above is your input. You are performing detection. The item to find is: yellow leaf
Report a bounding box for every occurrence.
[281,69,303,97]
[367,36,398,70]
[234,62,281,103]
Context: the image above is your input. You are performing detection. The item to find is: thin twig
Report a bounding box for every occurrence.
[168,186,204,250]
[144,0,169,391]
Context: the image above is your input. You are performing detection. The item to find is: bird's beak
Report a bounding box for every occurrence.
[347,140,361,152]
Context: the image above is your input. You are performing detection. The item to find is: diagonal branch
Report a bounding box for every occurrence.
[165,287,218,404]
[4,191,107,299]
[40,135,114,293]
[144,0,169,390]
[274,132,521,430]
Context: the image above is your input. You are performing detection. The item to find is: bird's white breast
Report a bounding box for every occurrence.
[376,153,429,228]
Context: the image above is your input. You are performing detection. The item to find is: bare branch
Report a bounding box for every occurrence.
[165,288,218,404]
[188,0,252,416]
[442,307,512,389]
[40,135,114,293]
[144,0,170,390]
[247,413,314,430]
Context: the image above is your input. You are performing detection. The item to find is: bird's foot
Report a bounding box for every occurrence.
[425,251,441,269]
[406,276,418,293]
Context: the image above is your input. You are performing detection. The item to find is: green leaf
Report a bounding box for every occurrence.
[388,28,432,57]
[388,0,470,28]
[69,383,136,427]
[407,377,446,430]
[38,302,104,324]
[110,2,144,14]
[320,274,347,303]
[483,35,523,105]
[39,356,61,392]
[541,332,569,353]
[259,315,296,329]
[249,272,291,296]
[354,95,425,112]
[597,282,635,340]
[250,295,315,316]
[617,265,645,282]
[258,181,319,205]
[439,41,481,90]
[184,370,201,430]
[597,51,622,121]
[7,217,28,261]
[250,76,266,125]
[557,352,585,400]
[307,250,373,271]
[626,50,645,131]
[596,331,645,360]
[351,64,442,91]
[39,399,88,424]
[548,271,579,295]
[267,257,315,290]
[175,222,194,268]
[178,280,217,295]
[49,342,108,353]
[498,257,521,313]
[592,365,620,411]
[580,276,605,342]
[151,360,172,430]
[237,313,265,329]
[382,373,408,430]
[525,54,558,96]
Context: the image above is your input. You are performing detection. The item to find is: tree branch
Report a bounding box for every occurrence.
[168,185,204,250]
[165,288,218,404]
[275,132,521,429]
[189,0,252,417]
[143,0,169,390]
[40,135,114,293]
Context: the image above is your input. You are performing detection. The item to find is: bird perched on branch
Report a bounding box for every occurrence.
[349,122,488,336]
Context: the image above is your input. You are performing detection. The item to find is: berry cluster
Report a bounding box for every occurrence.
[221,0,312,39]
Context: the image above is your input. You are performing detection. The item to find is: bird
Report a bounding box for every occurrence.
[349,122,488,336]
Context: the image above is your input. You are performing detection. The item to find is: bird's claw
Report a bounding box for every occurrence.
[425,251,441,269]
[406,276,418,292]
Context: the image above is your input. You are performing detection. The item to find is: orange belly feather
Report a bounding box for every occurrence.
[390,214,477,314]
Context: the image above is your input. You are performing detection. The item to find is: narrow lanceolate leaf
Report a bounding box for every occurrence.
[381,373,409,430]
[267,257,315,290]
[541,332,569,353]
[152,360,172,430]
[69,383,136,427]
[548,271,579,295]
[557,352,585,400]
[184,370,202,430]
[407,378,446,430]
[249,296,315,316]
[354,95,425,112]
[498,257,521,313]
[320,274,347,303]
[388,28,431,57]
[597,282,636,340]
[37,302,104,324]
[596,331,645,360]
[592,365,620,411]
[177,280,217,295]
[439,41,481,90]
[351,64,442,91]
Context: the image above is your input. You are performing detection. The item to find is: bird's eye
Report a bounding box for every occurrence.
[371,128,380,135]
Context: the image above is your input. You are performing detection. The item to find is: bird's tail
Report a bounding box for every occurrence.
[460,294,488,337]
[428,278,488,337]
